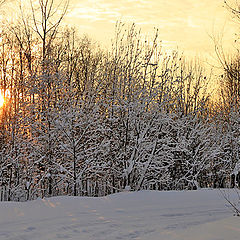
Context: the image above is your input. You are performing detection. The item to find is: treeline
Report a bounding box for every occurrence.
[0,0,239,201]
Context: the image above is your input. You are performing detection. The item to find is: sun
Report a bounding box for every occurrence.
[0,93,4,107]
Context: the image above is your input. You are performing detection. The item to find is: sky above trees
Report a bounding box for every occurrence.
[62,0,237,57]
[2,0,238,57]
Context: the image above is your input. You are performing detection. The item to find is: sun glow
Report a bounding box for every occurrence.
[0,90,10,108]
[0,93,4,107]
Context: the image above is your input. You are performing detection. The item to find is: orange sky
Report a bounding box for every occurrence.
[64,0,238,58]
[2,0,239,59]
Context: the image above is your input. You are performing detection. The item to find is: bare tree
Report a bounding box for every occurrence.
[29,0,69,65]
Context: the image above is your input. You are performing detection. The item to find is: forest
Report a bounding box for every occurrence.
[0,0,240,201]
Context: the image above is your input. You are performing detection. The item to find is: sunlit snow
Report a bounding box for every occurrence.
[0,189,239,240]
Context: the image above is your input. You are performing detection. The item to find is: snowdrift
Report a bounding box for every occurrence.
[0,189,239,240]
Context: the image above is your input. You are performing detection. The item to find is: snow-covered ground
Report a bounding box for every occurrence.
[0,189,239,240]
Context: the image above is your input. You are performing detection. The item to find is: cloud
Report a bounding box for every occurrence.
[66,0,236,55]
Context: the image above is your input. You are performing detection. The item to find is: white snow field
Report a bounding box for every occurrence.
[0,189,239,240]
